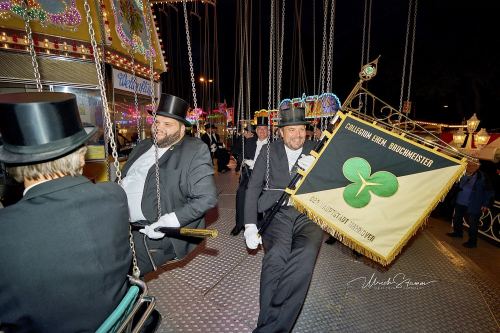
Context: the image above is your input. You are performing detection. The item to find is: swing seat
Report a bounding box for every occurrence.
[96,277,160,333]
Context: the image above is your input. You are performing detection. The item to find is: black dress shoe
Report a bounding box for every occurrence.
[462,241,477,248]
[230,226,243,236]
[325,236,337,245]
[446,232,463,238]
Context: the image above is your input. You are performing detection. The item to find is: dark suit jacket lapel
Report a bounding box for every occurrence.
[22,176,90,201]
[274,142,293,182]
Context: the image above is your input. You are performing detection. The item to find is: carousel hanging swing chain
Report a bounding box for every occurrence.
[398,0,412,114]
[240,1,248,169]
[84,1,121,183]
[144,3,162,222]
[183,1,199,111]
[318,0,329,94]
[21,1,42,92]
[265,0,276,190]
[130,50,141,143]
[326,0,335,93]
[84,0,140,279]
[276,0,286,105]
[406,0,418,103]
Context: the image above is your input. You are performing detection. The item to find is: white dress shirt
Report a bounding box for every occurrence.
[122,145,169,221]
[284,145,303,172]
[252,138,268,166]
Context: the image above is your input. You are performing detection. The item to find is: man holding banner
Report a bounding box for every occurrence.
[244,107,322,333]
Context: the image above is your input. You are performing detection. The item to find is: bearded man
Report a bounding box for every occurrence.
[122,94,217,275]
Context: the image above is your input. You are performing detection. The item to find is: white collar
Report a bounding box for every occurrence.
[23,179,52,196]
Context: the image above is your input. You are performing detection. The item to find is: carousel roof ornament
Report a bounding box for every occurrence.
[150,0,216,6]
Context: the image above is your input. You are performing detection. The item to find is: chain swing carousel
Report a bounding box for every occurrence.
[0,0,216,330]
[0,0,167,183]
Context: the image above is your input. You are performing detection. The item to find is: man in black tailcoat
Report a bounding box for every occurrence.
[122,94,217,275]
[244,107,322,333]
[231,116,269,236]
[0,92,131,332]
[201,123,231,173]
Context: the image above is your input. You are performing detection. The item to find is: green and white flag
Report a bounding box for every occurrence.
[291,113,465,265]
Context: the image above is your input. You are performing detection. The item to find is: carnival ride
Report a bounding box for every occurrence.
[0,0,498,331]
[0,0,217,330]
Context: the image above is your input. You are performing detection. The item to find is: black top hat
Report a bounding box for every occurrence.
[255,116,269,127]
[0,92,97,164]
[151,94,191,126]
[278,107,309,127]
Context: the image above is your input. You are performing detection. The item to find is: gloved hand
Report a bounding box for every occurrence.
[297,154,315,171]
[210,143,217,153]
[139,212,180,239]
[243,159,255,169]
[244,224,262,249]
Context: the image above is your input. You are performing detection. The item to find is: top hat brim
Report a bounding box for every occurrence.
[277,120,309,128]
[0,126,97,164]
[148,111,192,127]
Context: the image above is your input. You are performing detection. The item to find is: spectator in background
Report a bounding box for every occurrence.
[201,124,231,173]
[447,160,494,248]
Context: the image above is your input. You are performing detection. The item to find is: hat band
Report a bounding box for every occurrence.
[3,130,88,155]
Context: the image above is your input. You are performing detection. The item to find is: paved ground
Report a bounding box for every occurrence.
[145,167,500,333]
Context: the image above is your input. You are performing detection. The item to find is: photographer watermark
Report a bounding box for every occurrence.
[347,272,437,290]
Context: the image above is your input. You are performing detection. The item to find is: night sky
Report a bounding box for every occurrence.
[154,0,500,130]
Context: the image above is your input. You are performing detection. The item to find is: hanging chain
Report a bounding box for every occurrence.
[84,0,121,183]
[358,0,368,112]
[363,0,372,113]
[398,0,412,113]
[183,0,199,128]
[318,0,328,93]
[239,0,245,167]
[84,0,140,278]
[22,1,42,92]
[267,0,275,111]
[245,0,252,124]
[406,0,418,102]
[326,0,335,92]
[265,0,276,190]
[144,2,162,222]
[276,0,285,104]
[131,51,141,143]
[366,0,372,62]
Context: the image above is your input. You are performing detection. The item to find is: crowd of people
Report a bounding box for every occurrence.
[0,91,496,333]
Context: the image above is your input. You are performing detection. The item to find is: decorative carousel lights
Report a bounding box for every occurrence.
[1,0,81,28]
[0,0,163,79]
[278,93,342,119]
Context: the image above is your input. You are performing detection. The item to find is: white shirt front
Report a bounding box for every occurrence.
[253,138,268,164]
[284,145,303,172]
[121,145,169,221]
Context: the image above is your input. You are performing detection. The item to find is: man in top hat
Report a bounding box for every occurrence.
[231,116,269,236]
[0,92,132,332]
[201,123,231,173]
[244,107,322,333]
[231,123,255,171]
[122,94,217,275]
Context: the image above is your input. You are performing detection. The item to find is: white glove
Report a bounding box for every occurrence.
[210,143,217,152]
[297,154,315,171]
[139,212,180,239]
[244,224,262,249]
[243,159,255,169]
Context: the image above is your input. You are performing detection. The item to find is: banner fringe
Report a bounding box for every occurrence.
[291,198,390,265]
